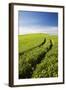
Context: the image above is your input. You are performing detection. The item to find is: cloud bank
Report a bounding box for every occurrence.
[19,26,58,35]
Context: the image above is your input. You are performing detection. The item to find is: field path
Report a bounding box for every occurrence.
[32,39,53,70]
[19,38,53,78]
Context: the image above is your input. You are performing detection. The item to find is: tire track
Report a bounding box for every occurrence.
[19,39,53,79]
[32,40,58,78]
[31,39,53,71]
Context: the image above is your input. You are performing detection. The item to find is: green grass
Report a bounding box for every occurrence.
[18,33,58,79]
[19,33,48,53]
[32,44,58,78]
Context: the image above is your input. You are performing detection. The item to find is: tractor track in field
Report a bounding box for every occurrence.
[19,38,53,79]
[19,38,46,56]
[31,39,53,71]
[31,40,53,77]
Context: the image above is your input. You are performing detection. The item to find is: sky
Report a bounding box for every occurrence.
[18,11,58,35]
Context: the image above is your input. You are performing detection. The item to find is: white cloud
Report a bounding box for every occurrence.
[19,26,58,35]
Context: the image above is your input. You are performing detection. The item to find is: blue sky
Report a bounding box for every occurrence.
[18,11,58,35]
[18,11,58,27]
